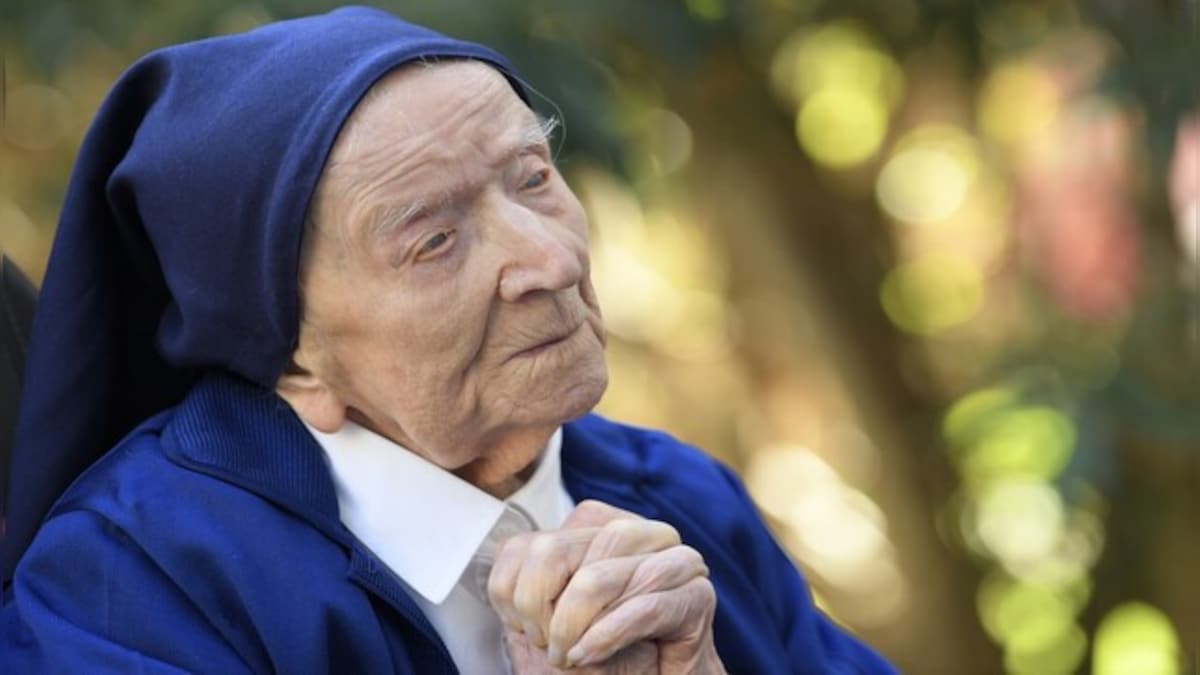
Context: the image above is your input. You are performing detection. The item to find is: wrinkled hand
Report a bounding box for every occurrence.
[488,500,725,674]
[504,626,659,674]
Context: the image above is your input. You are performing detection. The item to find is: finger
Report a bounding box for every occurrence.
[545,555,641,666]
[561,500,639,529]
[487,534,533,633]
[566,577,717,669]
[609,545,708,602]
[579,517,681,567]
[510,529,595,648]
[548,546,707,666]
[576,642,659,675]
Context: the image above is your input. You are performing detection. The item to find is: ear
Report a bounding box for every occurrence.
[275,353,348,433]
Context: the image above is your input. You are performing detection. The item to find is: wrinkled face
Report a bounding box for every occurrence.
[289,61,607,494]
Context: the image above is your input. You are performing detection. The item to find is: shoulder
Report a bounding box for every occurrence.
[26,386,345,617]
[562,414,756,544]
[564,413,743,500]
[7,396,349,672]
[4,434,253,672]
[49,407,186,522]
[46,407,272,543]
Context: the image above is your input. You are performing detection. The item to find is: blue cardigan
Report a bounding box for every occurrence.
[1,373,896,674]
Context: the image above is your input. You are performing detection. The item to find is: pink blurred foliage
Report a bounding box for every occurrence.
[1015,106,1142,323]
[1169,114,1200,211]
[1167,113,1200,266]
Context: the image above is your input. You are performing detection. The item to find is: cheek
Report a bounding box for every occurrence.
[370,272,495,379]
[556,188,590,239]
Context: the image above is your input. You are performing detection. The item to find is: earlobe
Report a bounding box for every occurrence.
[275,359,348,433]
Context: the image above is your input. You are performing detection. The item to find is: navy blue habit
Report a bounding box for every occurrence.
[0,7,897,673]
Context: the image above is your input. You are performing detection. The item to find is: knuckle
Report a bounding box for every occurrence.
[487,564,514,597]
[654,520,682,545]
[587,523,626,558]
[513,589,539,617]
[528,532,556,558]
[496,533,530,560]
[486,581,505,607]
[571,565,603,595]
[691,576,717,605]
[576,499,611,518]
[639,546,706,587]
[678,545,707,571]
[602,517,637,537]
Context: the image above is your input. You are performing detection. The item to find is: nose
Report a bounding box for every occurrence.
[497,203,584,302]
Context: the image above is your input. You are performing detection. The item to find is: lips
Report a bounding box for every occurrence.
[511,323,580,359]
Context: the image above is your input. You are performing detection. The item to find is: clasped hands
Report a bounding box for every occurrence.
[487,500,726,674]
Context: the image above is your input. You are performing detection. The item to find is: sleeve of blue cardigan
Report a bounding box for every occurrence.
[714,463,900,675]
[1,509,251,673]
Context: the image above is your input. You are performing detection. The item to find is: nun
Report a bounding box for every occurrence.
[0,7,896,673]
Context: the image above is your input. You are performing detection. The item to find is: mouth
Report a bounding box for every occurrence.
[511,323,581,359]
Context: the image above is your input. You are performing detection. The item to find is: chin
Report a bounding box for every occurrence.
[559,368,608,420]
[536,350,608,424]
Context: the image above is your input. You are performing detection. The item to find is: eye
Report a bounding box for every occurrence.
[416,230,455,259]
[521,168,551,191]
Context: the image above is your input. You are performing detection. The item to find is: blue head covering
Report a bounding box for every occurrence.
[1,6,529,581]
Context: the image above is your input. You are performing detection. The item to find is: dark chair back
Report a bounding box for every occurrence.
[0,256,37,530]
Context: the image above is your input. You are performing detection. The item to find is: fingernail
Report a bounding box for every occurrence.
[566,645,587,667]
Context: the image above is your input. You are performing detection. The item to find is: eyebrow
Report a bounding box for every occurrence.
[521,114,560,154]
[364,199,431,243]
[365,114,561,241]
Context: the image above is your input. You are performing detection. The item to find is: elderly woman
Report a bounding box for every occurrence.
[0,7,895,674]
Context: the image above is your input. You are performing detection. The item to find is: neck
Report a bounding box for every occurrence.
[455,426,553,499]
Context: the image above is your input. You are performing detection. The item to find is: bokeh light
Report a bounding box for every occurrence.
[974,479,1064,564]
[771,21,903,170]
[876,146,970,226]
[978,62,1060,147]
[796,88,889,170]
[1005,622,1087,675]
[876,125,983,227]
[578,167,732,360]
[627,107,695,176]
[1093,602,1182,675]
[771,21,904,108]
[976,570,1089,674]
[944,389,1076,483]
[880,255,984,334]
[746,444,909,626]
[978,573,1076,644]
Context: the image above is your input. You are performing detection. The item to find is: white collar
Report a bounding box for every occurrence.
[307,420,566,605]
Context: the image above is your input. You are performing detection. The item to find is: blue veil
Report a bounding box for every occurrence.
[0,6,528,582]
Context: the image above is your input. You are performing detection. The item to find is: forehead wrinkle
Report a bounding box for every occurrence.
[325,123,453,249]
[357,114,555,243]
[325,66,549,247]
[326,60,522,179]
[332,86,489,192]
